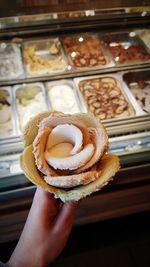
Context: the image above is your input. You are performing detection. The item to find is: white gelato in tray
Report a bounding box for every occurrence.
[0,43,24,81]
[0,87,14,139]
[46,80,80,114]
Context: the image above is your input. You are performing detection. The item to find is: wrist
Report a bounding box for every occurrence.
[7,254,46,267]
[0,261,9,267]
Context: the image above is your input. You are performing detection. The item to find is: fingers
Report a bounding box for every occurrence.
[55,201,79,232]
[34,187,61,209]
[30,187,79,230]
[30,187,62,224]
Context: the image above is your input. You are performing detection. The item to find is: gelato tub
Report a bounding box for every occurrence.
[46,80,80,114]
[0,42,24,81]
[103,32,150,65]
[23,38,67,76]
[14,83,47,132]
[63,33,112,69]
[0,87,14,139]
[123,69,150,114]
[74,75,136,120]
[136,29,150,50]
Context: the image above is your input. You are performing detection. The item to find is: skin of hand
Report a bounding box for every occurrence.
[8,187,79,267]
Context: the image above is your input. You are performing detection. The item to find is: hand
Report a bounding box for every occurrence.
[8,187,78,267]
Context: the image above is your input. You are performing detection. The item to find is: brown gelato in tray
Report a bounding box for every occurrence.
[63,33,113,69]
[123,69,150,114]
[103,32,150,65]
[74,75,136,120]
[57,11,86,19]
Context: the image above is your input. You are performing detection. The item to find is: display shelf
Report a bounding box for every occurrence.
[0,5,150,244]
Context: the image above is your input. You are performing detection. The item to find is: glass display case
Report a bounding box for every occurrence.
[0,1,150,243]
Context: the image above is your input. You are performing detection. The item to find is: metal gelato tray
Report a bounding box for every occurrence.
[0,42,24,81]
[135,29,150,50]
[62,32,114,71]
[103,31,150,65]
[45,79,82,114]
[0,86,17,140]
[22,38,68,77]
[13,82,48,134]
[74,73,144,121]
[122,69,150,114]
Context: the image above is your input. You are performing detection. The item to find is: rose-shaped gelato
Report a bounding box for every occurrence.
[20,112,120,202]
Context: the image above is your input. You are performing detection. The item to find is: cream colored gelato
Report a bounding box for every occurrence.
[47,84,80,114]
[23,39,67,76]
[0,89,13,138]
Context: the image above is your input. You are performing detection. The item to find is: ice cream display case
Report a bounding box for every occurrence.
[0,3,150,243]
